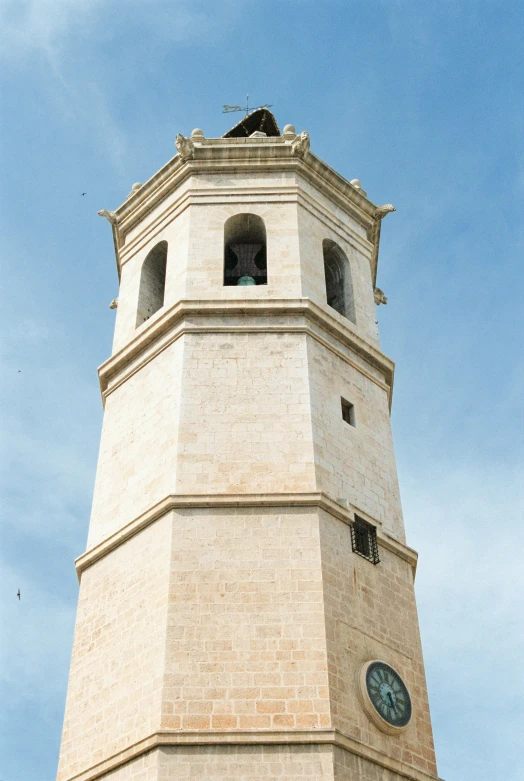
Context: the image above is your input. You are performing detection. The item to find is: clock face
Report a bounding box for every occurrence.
[365,661,412,729]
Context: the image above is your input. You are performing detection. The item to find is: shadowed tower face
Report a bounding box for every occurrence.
[57,110,440,781]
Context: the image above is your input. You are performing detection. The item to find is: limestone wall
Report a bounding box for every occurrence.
[319,511,437,777]
[61,136,440,781]
[113,189,191,354]
[161,507,330,732]
[57,517,171,781]
[88,338,184,548]
[158,745,334,779]
[296,195,379,346]
[174,331,315,496]
[306,337,403,539]
[184,197,302,301]
[111,169,379,358]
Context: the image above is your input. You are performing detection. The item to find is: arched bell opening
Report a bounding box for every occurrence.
[224,213,267,286]
[136,241,167,327]
[322,239,356,323]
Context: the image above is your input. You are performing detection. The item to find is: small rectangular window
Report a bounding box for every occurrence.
[341,398,355,426]
[351,516,380,564]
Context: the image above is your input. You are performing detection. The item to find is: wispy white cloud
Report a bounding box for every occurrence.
[407,461,523,641]
[0,0,106,61]
[0,0,247,173]
[0,3,520,779]
[0,0,128,172]
[401,460,524,779]
[0,0,241,61]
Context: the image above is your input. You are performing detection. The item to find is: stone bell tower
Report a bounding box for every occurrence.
[57,110,441,781]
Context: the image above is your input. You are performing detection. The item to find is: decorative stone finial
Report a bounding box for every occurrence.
[175,133,195,162]
[109,298,119,309]
[350,179,362,189]
[191,128,205,139]
[290,131,310,159]
[374,288,388,306]
[374,204,396,220]
[283,124,296,137]
[98,209,117,224]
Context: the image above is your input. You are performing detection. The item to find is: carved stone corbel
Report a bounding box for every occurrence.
[366,204,396,243]
[373,288,388,305]
[175,133,195,162]
[98,209,118,225]
[290,131,310,159]
[373,204,396,220]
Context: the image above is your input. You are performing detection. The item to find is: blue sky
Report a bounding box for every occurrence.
[0,1,522,779]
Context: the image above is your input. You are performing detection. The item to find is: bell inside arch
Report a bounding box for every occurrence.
[223,214,268,286]
[229,243,264,281]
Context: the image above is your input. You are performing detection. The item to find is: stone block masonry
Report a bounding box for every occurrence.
[57,118,440,781]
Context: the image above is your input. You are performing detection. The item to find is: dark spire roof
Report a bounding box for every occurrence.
[222,108,280,139]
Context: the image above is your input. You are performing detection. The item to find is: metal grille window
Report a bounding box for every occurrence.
[351,516,380,564]
[341,398,355,426]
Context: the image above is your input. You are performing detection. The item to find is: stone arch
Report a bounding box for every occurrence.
[323,239,356,323]
[136,241,167,327]
[224,213,267,286]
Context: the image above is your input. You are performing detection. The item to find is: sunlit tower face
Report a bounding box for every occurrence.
[56,109,439,781]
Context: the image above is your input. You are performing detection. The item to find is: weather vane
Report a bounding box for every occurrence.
[223,95,272,116]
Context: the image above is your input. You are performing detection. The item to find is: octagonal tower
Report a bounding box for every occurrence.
[57,110,440,781]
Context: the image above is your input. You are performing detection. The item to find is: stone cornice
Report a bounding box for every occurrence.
[98,298,394,405]
[117,141,375,235]
[102,137,390,285]
[76,492,417,579]
[61,728,440,781]
[117,183,371,272]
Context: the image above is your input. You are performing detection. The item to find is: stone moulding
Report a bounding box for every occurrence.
[117,144,374,238]
[61,728,441,781]
[75,491,417,580]
[105,138,386,284]
[117,183,371,272]
[98,298,395,405]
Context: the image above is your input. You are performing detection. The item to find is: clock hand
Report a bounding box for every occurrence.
[387,692,397,710]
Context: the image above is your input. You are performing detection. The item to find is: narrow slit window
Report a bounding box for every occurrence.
[341,398,355,426]
[351,516,380,564]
